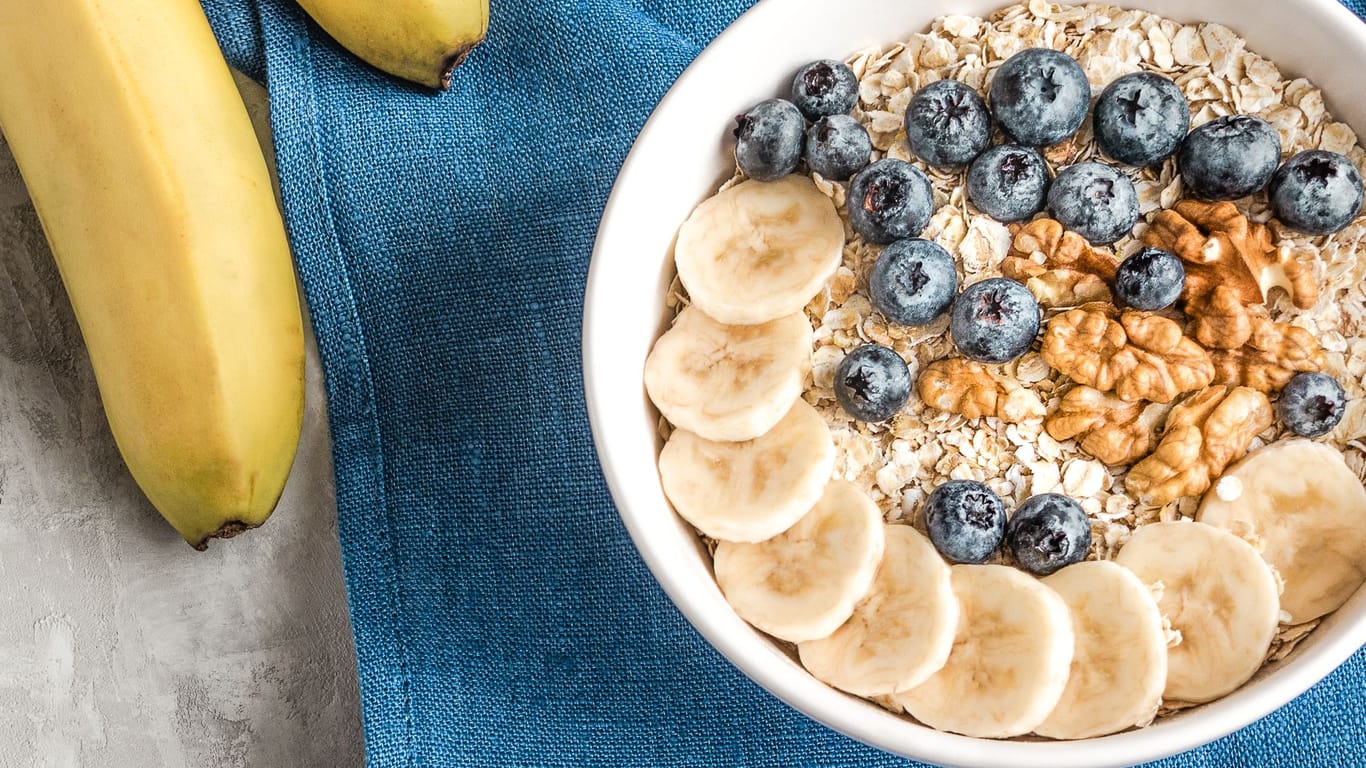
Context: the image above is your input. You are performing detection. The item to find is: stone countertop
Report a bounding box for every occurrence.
[0,74,364,767]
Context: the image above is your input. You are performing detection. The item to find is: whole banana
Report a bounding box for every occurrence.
[294,0,490,89]
[0,0,306,549]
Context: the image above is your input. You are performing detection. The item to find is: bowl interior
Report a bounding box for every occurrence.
[583,1,1366,765]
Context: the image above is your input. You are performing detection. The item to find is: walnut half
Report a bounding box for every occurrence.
[1211,315,1327,393]
[1045,386,1171,466]
[1143,199,1318,310]
[1041,304,1215,403]
[918,358,1044,424]
[1124,385,1272,506]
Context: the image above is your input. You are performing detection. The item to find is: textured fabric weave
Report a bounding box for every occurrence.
[199,1,1366,765]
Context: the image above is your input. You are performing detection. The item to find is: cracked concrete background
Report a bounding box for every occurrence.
[0,74,365,767]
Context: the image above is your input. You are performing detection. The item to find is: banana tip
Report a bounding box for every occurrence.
[189,520,260,551]
[439,38,484,90]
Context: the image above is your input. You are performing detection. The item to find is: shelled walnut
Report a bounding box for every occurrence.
[917,358,1044,423]
[1002,218,1119,307]
[1211,315,1327,392]
[1143,199,1318,310]
[1041,304,1215,403]
[1124,385,1272,506]
[1045,386,1171,466]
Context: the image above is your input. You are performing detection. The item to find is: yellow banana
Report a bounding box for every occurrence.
[0,0,305,549]
[294,0,490,89]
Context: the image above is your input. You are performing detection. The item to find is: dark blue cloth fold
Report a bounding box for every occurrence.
[199,1,1366,765]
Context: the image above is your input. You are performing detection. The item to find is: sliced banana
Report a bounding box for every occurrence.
[1114,521,1279,704]
[714,480,884,643]
[644,305,811,442]
[675,176,845,326]
[659,398,835,543]
[1035,561,1168,740]
[1198,440,1366,624]
[797,525,958,697]
[897,564,1075,739]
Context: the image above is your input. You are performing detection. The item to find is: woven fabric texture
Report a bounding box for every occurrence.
[199,1,1366,765]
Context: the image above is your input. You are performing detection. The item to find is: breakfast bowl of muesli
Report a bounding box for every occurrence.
[583,0,1366,764]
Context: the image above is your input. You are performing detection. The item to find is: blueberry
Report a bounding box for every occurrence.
[733,99,805,181]
[988,47,1091,147]
[791,59,859,121]
[924,480,1008,564]
[805,115,872,181]
[834,344,912,422]
[869,238,959,326]
[904,79,992,168]
[1114,246,1185,311]
[966,145,1051,222]
[1277,372,1346,437]
[1268,150,1365,236]
[1006,494,1091,576]
[1177,114,1281,201]
[1046,162,1140,245]
[1093,71,1190,167]
[847,158,935,244]
[950,278,1041,364]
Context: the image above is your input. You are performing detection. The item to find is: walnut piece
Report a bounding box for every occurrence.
[1046,386,1171,466]
[1211,315,1327,392]
[1143,199,1318,310]
[1185,284,1260,350]
[1125,386,1272,506]
[1041,304,1215,403]
[918,358,1044,423]
[1003,219,1120,307]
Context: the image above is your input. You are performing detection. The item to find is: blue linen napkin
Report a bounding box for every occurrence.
[200,1,1366,765]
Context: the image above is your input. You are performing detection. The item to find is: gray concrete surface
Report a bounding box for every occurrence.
[0,75,365,767]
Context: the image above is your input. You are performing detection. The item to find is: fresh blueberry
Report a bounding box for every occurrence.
[1177,114,1281,201]
[869,238,959,327]
[988,47,1091,147]
[1277,372,1346,437]
[1006,494,1091,576]
[805,114,872,181]
[904,79,992,168]
[791,59,859,120]
[1268,150,1365,235]
[924,480,1008,564]
[950,278,1041,364]
[966,145,1051,222]
[834,344,912,422]
[847,158,935,244]
[1046,162,1140,245]
[1114,246,1185,311]
[733,99,805,181]
[1093,72,1190,167]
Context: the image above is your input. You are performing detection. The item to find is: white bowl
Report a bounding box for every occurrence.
[583,1,1366,765]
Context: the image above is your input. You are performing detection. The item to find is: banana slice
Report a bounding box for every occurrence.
[714,480,884,643]
[1035,561,1168,740]
[659,398,835,543]
[644,306,811,442]
[675,176,845,326]
[897,564,1075,739]
[797,525,958,697]
[1198,440,1366,624]
[1114,521,1279,704]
